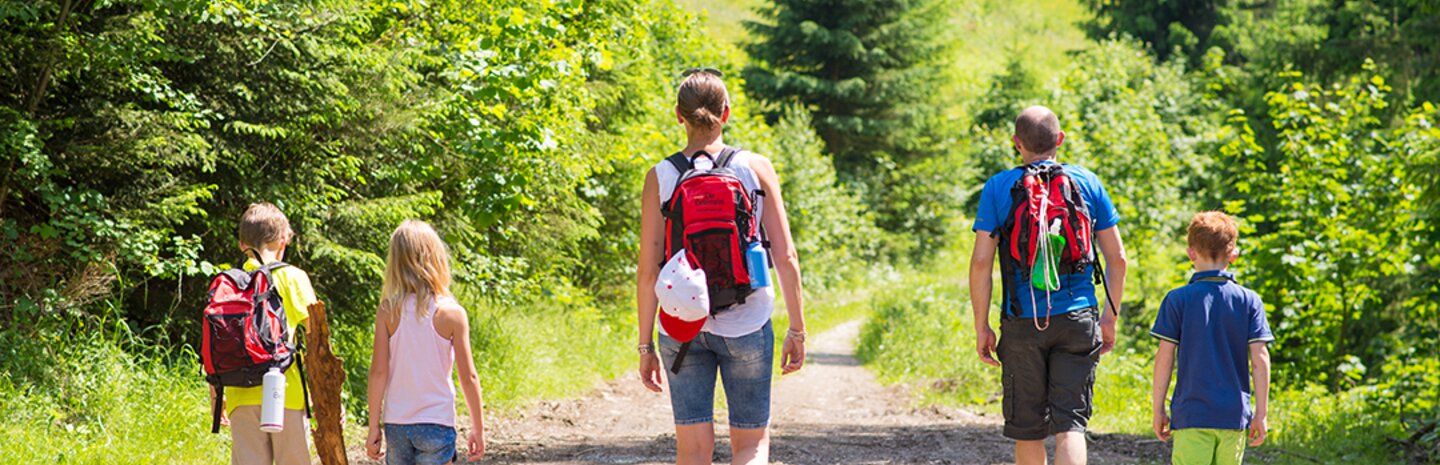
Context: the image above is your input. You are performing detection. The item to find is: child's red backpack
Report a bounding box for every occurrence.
[200,261,295,433]
[660,148,764,312]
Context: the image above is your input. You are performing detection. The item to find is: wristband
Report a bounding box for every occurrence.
[637,343,655,354]
[786,329,806,343]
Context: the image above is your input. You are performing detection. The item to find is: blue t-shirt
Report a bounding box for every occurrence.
[972,161,1120,318]
[1150,269,1275,430]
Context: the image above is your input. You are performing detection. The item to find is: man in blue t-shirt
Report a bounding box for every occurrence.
[969,106,1129,465]
[1151,212,1273,465]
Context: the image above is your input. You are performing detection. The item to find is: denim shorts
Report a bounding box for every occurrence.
[383,423,456,465]
[657,321,774,429]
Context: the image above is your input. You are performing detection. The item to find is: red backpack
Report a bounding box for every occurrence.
[200,261,297,433]
[997,163,1114,325]
[660,148,764,312]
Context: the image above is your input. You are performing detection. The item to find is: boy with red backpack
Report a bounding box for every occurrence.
[969,106,1128,465]
[203,202,316,465]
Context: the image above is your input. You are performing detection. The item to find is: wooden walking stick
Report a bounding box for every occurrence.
[305,301,350,465]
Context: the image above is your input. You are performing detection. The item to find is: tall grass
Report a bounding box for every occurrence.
[0,248,887,464]
[856,234,1405,464]
[0,320,229,464]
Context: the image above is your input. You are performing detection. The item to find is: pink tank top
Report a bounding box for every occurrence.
[383,294,458,426]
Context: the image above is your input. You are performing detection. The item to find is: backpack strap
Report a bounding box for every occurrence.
[211,385,225,434]
[1093,260,1120,317]
[715,146,740,168]
[296,350,312,419]
[670,341,691,373]
[251,261,289,303]
[256,261,290,275]
[665,152,691,174]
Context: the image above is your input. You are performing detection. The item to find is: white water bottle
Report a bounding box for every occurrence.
[259,367,286,433]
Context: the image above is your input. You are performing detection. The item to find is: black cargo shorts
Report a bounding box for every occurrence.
[996,306,1103,441]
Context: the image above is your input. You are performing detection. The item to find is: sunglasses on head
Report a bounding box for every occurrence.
[682,67,724,78]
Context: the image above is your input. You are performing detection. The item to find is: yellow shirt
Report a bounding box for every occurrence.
[225,258,315,414]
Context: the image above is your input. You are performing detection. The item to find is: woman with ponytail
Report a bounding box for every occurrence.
[635,68,809,465]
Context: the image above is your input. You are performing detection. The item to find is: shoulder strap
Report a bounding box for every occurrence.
[252,261,290,298]
[256,261,289,274]
[715,146,740,168]
[665,152,691,174]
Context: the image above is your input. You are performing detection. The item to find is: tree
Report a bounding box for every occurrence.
[1081,0,1237,64]
[744,0,954,173]
[743,0,959,256]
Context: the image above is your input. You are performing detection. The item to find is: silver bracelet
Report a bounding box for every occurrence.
[637,342,655,354]
[786,329,806,343]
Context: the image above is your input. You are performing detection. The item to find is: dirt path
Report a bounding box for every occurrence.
[352,320,1164,464]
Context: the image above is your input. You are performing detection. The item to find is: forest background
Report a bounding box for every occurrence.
[0,0,1436,463]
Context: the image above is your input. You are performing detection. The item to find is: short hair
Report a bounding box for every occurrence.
[1014,106,1061,154]
[1187,211,1238,260]
[239,202,294,249]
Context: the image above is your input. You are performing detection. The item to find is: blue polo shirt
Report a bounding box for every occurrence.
[973,161,1120,317]
[1151,269,1275,430]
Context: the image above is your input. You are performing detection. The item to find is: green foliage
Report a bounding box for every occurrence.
[1224,67,1438,393]
[758,107,882,287]
[743,0,963,257]
[1051,40,1220,320]
[1080,0,1235,64]
[743,0,957,171]
[0,0,887,455]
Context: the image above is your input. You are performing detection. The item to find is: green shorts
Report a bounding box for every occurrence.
[1172,428,1246,465]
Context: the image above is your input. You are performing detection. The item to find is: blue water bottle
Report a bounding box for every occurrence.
[745,241,771,288]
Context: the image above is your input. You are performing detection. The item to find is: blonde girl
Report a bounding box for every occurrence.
[366,220,485,465]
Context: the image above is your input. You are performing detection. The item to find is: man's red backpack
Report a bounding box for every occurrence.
[1000,163,1096,280]
[200,261,305,433]
[997,163,1116,327]
[660,148,765,311]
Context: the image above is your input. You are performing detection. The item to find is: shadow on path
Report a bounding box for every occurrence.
[484,422,1169,465]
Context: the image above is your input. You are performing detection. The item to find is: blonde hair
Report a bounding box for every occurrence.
[1187,211,1239,260]
[380,220,452,323]
[677,72,729,128]
[239,202,294,249]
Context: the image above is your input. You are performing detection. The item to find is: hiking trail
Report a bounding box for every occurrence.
[350,320,1166,464]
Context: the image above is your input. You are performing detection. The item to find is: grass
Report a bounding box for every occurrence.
[0,322,229,464]
[947,0,1092,108]
[855,225,1404,464]
[673,0,763,47]
[0,250,888,464]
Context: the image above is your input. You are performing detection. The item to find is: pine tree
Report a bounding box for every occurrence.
[743,0,955,177]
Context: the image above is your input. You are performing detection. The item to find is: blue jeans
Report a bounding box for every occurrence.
[658,321,774,429]
[384,423,456,465]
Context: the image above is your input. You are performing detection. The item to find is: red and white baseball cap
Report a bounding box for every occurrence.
[655,250,709,343]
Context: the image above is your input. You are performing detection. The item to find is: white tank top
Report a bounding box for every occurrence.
[383,294,458,426]
[655,148,776,338]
